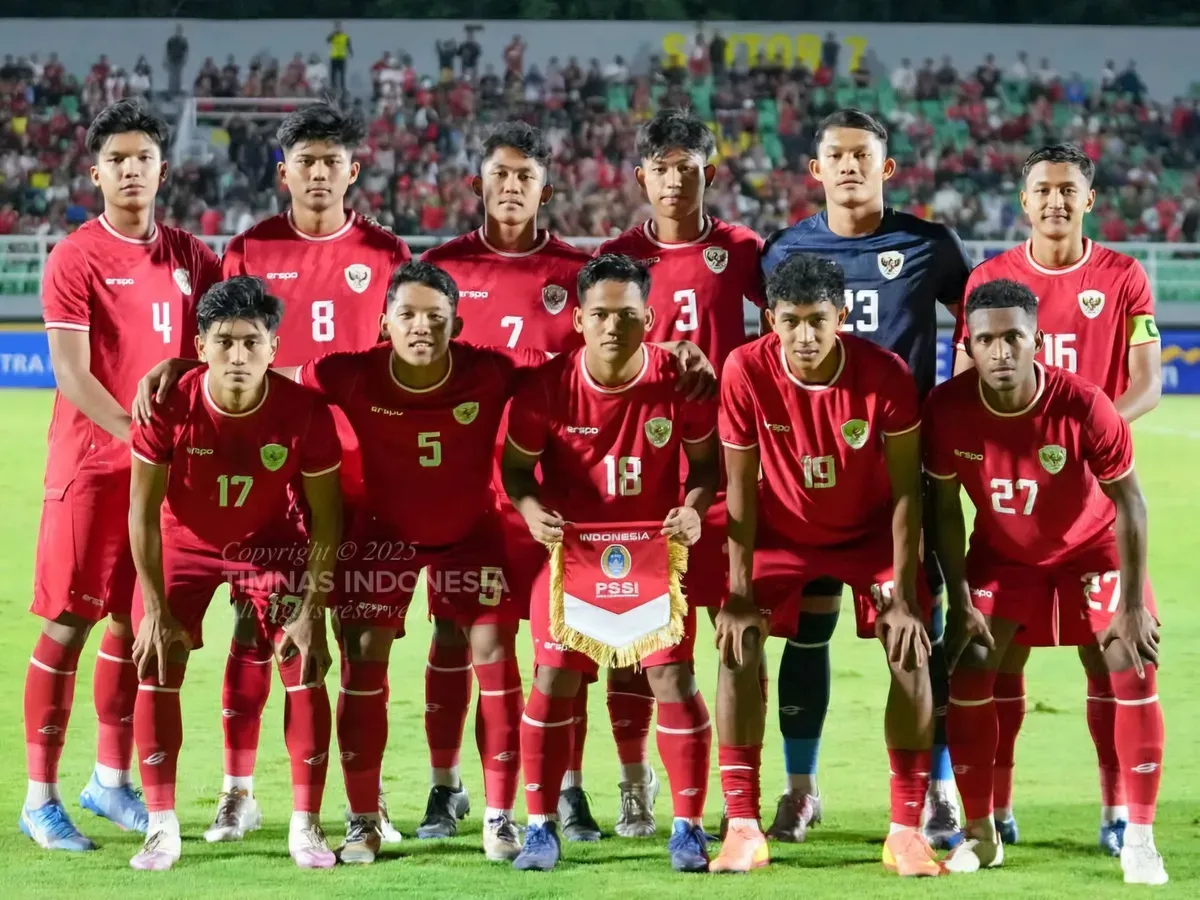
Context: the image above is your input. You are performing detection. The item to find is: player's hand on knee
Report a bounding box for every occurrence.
[661,506,702,546]
[714,593,767,669]
[1100,607,1159,678]
[877,605,931,672]
[945,602,995,674]
[133,611,192,685]
[280,604,333,685]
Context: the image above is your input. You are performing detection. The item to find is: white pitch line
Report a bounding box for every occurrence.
[1137,426,1200,440]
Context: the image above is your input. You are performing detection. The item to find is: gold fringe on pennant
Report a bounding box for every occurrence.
[548,539,690,668]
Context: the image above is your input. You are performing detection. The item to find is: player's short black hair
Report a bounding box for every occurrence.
[765,254,846,311]
[386,261,460,312]
[577,254,651,305]
[635,108,716,162]
[85,98,170,157]
[812,108,888,156]
[965,278,1039,323]
[1021,143,1095,186]
[276,102,367,153]
[197,276,284,335]
[482,121,551,173]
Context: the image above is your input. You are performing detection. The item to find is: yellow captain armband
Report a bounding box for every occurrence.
[1129,315,1160,346]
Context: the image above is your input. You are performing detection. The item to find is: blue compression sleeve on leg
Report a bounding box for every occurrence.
[778,611,839,776]
[927,599,953,781]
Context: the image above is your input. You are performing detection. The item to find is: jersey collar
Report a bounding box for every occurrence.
[641,216,713,249]
[98,213,158,245]
[1024,238,1093,276]
[389,345,454,393]
[478,227,551,258]
[203,370,270,418]
[579,346,649,394]
[780,337,846,391]
[286,208,357,242]
[978,362,1046,417]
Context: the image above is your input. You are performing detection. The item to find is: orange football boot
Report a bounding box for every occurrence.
[710,823,770,874]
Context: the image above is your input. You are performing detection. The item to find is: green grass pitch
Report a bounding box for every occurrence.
[0,390,1196,898]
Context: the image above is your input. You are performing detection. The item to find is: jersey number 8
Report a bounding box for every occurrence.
[312,300,335,342]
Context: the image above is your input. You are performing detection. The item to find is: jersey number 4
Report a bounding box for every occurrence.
[152,302,172,344]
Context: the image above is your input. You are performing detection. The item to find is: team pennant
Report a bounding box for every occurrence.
[547,523,688,668]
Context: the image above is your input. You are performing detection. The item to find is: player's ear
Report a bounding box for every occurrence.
[268,334,279,362]
[89,164,101,188]
[807,157,821,181]
[703,164,716,188]
[836,304,850,328]
[881,156,897,183]
[347,160,360,185]
[471,175,483,199]
[572,305,584,334]
[451,315,463,339]
[764,308,776,332]
[634,166,646,192]
[378,312,390,338]
[276,160,287,188]
[194,334,206,361]
[540,183,553,206]
[158,160,168,185]
[1033,329,1045,355]
[1085,187,1096,214]
[643,304,655,331]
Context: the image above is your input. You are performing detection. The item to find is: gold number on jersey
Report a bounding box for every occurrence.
[217,474,254,508]
[478,566,505,606]
[801,454,837,489]
[1041,333,1078,372]
[839,290,879,333]
[989,477,1039,515]
[418,431,442,467]
[312,300,335,342]
[500,315,524,348]
[1082,570,1122,614]
[603,454,642,496]
[152,301,172,344]
[673,289,699,332]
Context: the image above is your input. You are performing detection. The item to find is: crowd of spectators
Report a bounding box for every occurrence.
[1,24,1199,244]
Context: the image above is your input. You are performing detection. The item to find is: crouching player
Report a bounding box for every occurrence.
[291,261,541,864]
[127,277,343,870]
[502,254,719,872]
[712,253,941,875]
[926,279,1166,885]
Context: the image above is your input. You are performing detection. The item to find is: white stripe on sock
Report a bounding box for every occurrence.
[521,714,574,728]
[29,657,76,676]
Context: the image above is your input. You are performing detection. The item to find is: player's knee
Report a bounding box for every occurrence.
[787,610,839,652]
[996,640,1031,674]
[607,665,640,687]
[42,613,93,648]
[646,662,695,704]
[105,614,134,639]
[799,592,840,615]
[432,616,469,648]
[466,622,513,666]
[341,625,394,663]
[954,639,995,674]
[534,665,581,698]
[1077,641,1109,677]
[230,601,261,644]
[1100,640,1144,676]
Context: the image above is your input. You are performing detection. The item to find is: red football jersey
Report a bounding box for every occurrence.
[130,368,342,553]
[506,344,717,523]
[923,365,1133,567]
[41,216,222,493]
[955,239,1155,400]
[421,228,590,353]
[298,342,544,545]
[598,217,767,370]
[720,333,920,548]
[222,210,411,366]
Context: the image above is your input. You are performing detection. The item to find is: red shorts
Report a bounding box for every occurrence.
[529,560,698,678]
[967,542,1158,648]
[684,500,729,608]
[132,543,303,651]
[752,528,933,639]
[335,511,522,635]
[32,472,135,622]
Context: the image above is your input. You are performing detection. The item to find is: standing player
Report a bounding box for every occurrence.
[597,108,767,837]
[292,262,541,864]
[760,108,973,847]
[927,279,1166,885]
[209,102,411,843]
[127,277,343,871]
[951,145,1162,853]
[20,99,221,851]
[502,254,719,873]
[417,121,592,840]
[712,254,940,877]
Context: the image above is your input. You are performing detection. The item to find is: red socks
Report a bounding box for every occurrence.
[607,670,654,771]
[337,659,389,815]
[887,748,932,828]
[656,694,712,820]
[947,666,998,821]
[425,641,472,772]
[521,688,575,816]
[718,744,761,821]
[24,634,83,785]
[278,654,331,814]
[221,638,273,779]
[134,663,187,812]
[474,658,523,811]
[1111,665,1164,825]
[93,629,137,772]
[1086,670,1127,810]
[992,671,1025,811]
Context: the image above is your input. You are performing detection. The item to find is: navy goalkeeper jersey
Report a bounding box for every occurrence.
[762,208,973,397]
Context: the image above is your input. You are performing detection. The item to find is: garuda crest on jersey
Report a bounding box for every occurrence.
[1078,290,1105,319]
[703,246,729,274]
[260,443,288,472]
[344,264,371,294]
[1039,444,1067,475]
[877,251,904,280]
[645,416,673,448]
[841,418,870,450]
[453,401,479,425]
[543,284,568,315]
[172,268,192,295]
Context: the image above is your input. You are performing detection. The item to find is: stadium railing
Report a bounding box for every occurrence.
[174,96,327,166]
[2,235,1199,321]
